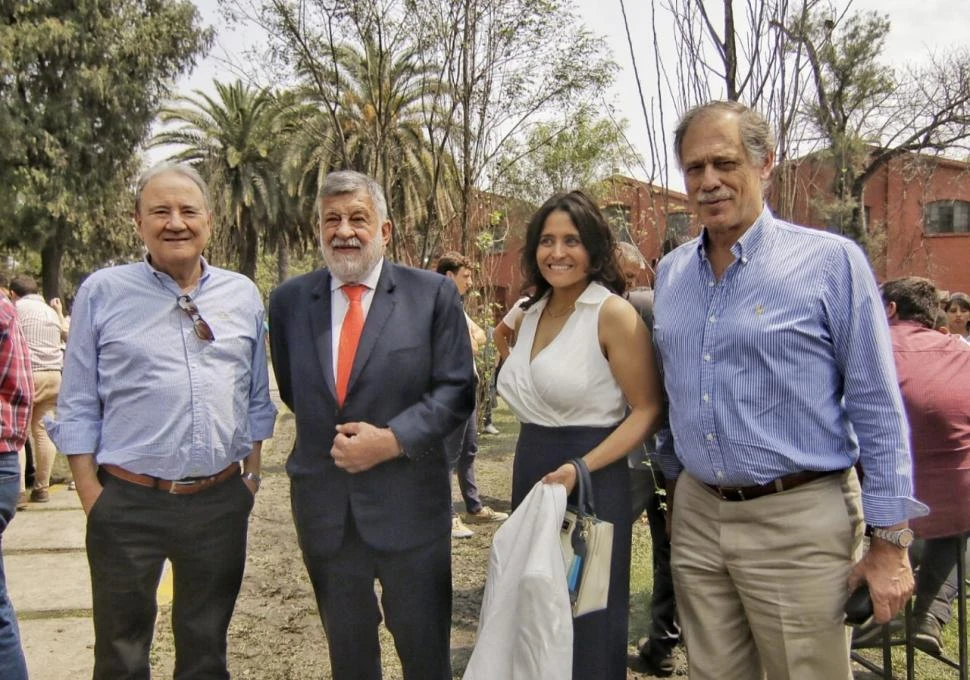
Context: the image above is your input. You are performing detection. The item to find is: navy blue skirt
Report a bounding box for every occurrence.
[512,423,633,680]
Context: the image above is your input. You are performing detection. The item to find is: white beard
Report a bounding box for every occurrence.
[321,235,384,283]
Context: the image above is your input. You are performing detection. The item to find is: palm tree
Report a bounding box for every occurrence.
[334,37,460,263]
[281,32,460,265]
[151,80,284,280]
[278,89,341,233]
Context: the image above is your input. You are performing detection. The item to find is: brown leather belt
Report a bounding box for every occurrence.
[704,469,842,502]
[101,463,240,495]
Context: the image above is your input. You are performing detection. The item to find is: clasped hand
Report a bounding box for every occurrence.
[332,422,399,473]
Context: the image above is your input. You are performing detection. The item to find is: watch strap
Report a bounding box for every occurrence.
[867,525,913,547]
[241,472,262,489]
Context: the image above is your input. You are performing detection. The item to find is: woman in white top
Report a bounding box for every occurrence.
[497,191,664,680]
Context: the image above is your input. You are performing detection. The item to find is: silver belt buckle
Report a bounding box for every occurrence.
[169,479,199,494]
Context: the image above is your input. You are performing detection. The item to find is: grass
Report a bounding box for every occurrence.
[628,519,657,646]
[853,614,968,679]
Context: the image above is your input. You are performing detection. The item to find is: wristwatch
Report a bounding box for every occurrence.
[867,525,914,548]
[241,472,262,490]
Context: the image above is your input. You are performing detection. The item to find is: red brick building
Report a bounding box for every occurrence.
[770,150,970,294]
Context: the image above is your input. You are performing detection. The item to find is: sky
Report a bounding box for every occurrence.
[167,0,970,187]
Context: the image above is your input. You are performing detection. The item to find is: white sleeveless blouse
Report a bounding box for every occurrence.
[497,281,626,428]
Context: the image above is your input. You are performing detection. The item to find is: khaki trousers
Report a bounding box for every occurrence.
[671,470,863,680]
[18,370,61,492]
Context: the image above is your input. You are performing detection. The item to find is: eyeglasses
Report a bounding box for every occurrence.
[177,295,215,342]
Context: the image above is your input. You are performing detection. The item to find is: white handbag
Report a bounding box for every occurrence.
[559,457,614,617]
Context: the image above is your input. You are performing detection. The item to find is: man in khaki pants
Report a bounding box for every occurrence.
[653,101,927,679]
[10,276,66,505]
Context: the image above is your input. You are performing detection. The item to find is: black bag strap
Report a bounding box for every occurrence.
[565,458,592,601]
[568,457,596,517]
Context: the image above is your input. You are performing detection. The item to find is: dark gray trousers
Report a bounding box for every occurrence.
[86,470,253,680]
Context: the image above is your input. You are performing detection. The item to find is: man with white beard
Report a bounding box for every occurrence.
[268,170,476,680]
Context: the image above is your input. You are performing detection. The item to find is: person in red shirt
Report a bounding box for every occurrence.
[880,276,970,654]
[0,294,33,678]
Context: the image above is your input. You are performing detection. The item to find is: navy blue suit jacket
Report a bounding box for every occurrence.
[269,261,476,558]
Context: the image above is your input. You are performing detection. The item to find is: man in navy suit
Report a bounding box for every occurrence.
[269,170,475,680]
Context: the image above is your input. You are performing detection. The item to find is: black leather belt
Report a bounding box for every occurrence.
[704,469,842,502]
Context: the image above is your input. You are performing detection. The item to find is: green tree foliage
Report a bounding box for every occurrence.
[0,0,211,298]
[227,0,614,264]
[153,80,285,280]
[493,107,640,205]
[333,36,459,263]
[253,0,461,265]
[438,0,616,253]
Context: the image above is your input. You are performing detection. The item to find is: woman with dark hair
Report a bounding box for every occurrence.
[945,292,970,340]
[497,191,664,679]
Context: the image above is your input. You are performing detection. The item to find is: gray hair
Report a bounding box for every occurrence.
[616,241,645,268]
[673,101,776,170]
[319,170,389,223]
[135,162,211,213]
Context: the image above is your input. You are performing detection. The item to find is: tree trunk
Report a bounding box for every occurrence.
[276,239,289,284]
[237,207,258,281]
[848,187,869,256]
[459,0,474,255]
[40,225,65,302]
[240,224,258,281]
[722,0,739,100]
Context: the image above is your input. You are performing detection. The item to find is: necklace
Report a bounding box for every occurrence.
[544,303,574,319]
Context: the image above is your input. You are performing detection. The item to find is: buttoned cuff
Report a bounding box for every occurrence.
[861,493,930,527]
[249,405,278,442]
[43,416,101,455]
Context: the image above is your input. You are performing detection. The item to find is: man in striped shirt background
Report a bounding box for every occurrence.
[9,275,66,506]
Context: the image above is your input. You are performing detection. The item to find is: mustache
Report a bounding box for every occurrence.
[329,237,362,248]
[697,191,731,204]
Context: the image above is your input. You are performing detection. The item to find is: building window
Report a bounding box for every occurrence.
[477,210,508,253]
[603,203,634,243]
[925,200,970,234]
[663,211,691,252]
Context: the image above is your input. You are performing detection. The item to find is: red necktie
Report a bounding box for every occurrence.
[336,284,367,406]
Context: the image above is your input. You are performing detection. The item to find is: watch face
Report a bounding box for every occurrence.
[875,527,914,548]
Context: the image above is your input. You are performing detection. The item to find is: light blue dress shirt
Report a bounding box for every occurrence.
[47,258,276,479]
[653,207,926,526]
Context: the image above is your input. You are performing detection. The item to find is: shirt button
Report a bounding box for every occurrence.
[708,281,715,287]
[703,353,711,362]
[702,393,710,402]
[708,315,716,323]
[741,256,749,264]
[715,470,725,480]
[706,433,715,441]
